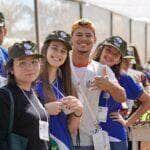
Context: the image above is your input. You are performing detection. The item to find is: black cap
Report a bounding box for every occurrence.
[44,30,72,50]
[8,41,43,59]
[102,36,127,56]
[0,12,5,27]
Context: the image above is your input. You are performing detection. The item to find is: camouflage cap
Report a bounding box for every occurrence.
[124,48,135,59]
[8,41,43,59]
[123,48,136,64]
[44,30,72,50]
[0,12,5,27]
[102,36,127,56]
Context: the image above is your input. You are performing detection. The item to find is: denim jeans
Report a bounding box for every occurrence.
[110,140,128,150]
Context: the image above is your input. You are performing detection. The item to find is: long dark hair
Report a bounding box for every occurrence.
[5,59,17,85]
[40,41,74,102]
[93,44,123,79]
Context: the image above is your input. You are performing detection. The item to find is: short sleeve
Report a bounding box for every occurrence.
[119,74,143,100]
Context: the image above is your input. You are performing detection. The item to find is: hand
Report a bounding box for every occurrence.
[45,101,62,115]
[62,96,83,116]
[90,67,110,91]
[109,111,128,127]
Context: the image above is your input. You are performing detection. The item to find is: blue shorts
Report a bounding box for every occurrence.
[110,141,128,150]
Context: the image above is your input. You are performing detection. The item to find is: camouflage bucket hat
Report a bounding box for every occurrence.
[44,30,72,50]
[103,36,127,56]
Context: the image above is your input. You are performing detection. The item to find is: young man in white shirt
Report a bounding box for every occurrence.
[70,19,126,149]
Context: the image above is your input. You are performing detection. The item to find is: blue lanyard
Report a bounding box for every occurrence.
[51,80,64,100]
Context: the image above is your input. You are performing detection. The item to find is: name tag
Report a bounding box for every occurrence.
[97,106,108,122]
[39,120,49,141]
[92,130,110,150]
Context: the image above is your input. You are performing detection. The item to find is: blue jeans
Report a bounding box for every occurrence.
[110,141,128,150]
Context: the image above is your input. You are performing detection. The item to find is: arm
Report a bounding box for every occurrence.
[126,91,150,127]
[110,91,150,127]
[105,79,126,103]
[92,66,126,103]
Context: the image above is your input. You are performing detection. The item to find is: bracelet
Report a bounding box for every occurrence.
[73,112,82,117]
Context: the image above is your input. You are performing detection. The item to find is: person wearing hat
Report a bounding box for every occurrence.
[93,36,150,150]
[0,12,9,77]
[121,47,136,72]
[70,19,126,150]
[0,41,49,150]
[121,47,145,86]
[35,30,83,150]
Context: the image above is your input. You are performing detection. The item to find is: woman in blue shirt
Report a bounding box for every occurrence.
[36,30,83,150]
[93,36,150,150]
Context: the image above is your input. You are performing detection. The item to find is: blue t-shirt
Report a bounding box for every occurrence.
[35,78,72,149]
[99,73,143,140]
[0,46,9,77]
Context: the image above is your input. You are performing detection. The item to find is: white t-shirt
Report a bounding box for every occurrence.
[70,58,117,146]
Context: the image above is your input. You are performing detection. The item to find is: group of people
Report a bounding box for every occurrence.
[0,12,150,150]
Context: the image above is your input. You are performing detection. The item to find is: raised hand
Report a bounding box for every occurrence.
[90,66,110,91]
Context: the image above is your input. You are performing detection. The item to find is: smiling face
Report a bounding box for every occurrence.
[12,56,40,86]
[46,40,68,68]
[99,45,122,67]
[71,26,96,55]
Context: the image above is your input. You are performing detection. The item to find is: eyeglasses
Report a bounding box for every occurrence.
[15,59,40,69]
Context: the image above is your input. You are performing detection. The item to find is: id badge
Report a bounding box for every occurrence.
[92,130,110,150]
[97,106,108,122]
[39,120,49,141]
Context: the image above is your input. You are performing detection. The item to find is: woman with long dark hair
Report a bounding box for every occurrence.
[36,30,83,150]
[93,36,150,150]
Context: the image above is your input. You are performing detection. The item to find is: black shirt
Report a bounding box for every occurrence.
[0,83,49,150]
